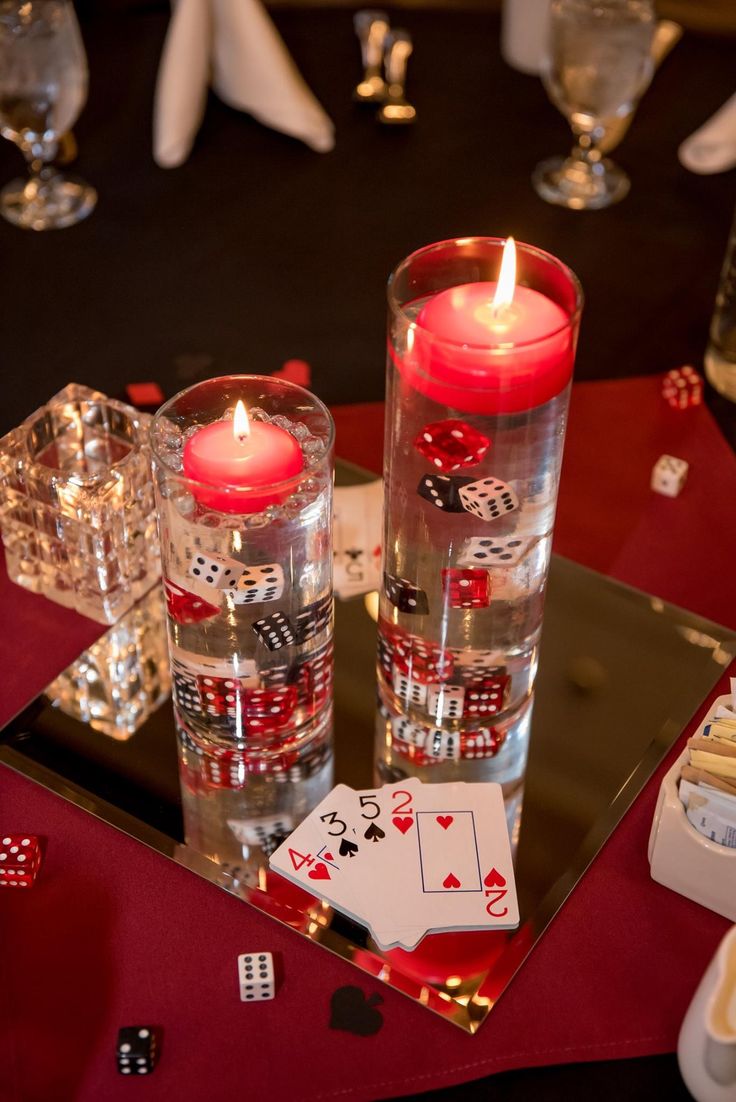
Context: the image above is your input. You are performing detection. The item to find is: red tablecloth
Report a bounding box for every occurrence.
[1,376,734,1102]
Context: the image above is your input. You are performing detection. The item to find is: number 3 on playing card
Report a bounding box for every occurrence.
[485,888,508,917]
[319,810,347,836]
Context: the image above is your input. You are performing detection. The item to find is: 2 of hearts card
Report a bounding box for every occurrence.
[269,780,519,951]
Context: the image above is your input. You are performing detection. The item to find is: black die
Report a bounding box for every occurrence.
[384,572,429,615]
[417,474,470,512]
[294,593,333,643]
[116,1026,156,1075]
[252,611,296,651]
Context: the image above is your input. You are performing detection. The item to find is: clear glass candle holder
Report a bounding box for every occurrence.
[151,376,335,866]
[0,383,160,624]
[376,237,583,795]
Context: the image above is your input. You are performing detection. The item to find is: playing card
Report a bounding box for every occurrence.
[344,781,518,950]
[333,481,382,599]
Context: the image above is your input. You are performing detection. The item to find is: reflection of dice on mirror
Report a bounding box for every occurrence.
[661,366,702,410]
[232,563,285,605]
[252,611,296,651]
[116,1027,157,1075]
[390,715,428,747]
[417,473,471,512]
[458,477,519,521]
[651,454,688,497]
[384,572,429,615]
[427,683,465,720]
[188,552,245,591]
[392,668,428,706]
[228,816,293,856]
[458,535,533,567]
[425,729,461,760]
[238,952,276,1002]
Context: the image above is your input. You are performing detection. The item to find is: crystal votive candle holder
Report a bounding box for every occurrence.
[151,376,335,856]
[376,237,583,791]
[0,383,160,624]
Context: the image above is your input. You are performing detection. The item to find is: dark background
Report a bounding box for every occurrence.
[1,5,735,445]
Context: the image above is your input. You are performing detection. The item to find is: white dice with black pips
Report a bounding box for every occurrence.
[458,477,519,522]
[188,552,245,591]
[238,952,276,1001]
[651,454,689,497]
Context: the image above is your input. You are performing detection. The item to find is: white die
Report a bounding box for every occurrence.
[458,477,519,522]
[238,952,275,1001]
[392,669,427,706]
[188,552,245,591]
[458,535,533,567]
[427,683,465,720]
[232,563,285,605]
[651,455,689,497]
[425,730,461,761]
[390,715,428,747]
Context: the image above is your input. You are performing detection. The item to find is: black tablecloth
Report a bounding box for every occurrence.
[1,6,734,1099]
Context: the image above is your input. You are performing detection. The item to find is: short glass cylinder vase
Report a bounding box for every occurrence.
[376,237,583,794]
[0,383,160,624]
[151,376,335,864]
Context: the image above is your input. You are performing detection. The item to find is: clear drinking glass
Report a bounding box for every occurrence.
[0,0,96,230]
[533,0,654,210]
[705,205,736,402]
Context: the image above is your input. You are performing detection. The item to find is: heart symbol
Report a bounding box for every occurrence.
[308,862,330,880]
[323,852,334,861]
[443,873,461,889]
[484,868,506,887]
[392,817,413,835]
[436,815,454,830]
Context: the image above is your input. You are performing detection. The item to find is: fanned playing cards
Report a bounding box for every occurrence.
[269,780,519,950]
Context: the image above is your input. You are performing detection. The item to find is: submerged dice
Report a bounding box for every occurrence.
[0,834,41,888]
[384,572,429,615]
[252,611,296,650]
[164,578,220,625]
[463,674,510,717]
[173,671,204,719]
[427,683,465,720]
[188,552,244,591]
[425,729,462,761]
[294,593,332,643]
[458,477,519,522]
[414,419,491,472]
[651,454,689,497]
[661,366,702,410]
[238,952,276,1001]
[116,1027,157,1075]
[232,563,285,605]
[417,473,471,512]
[393,668,428,706]
[389,715,429,748]
[458,535,533,567]
[441,567,491,609]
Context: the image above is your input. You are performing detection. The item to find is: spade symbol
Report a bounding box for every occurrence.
[364,823,386,843]
[339,838,359,858]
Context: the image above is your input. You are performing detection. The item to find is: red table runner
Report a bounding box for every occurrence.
[1,376,734,1101]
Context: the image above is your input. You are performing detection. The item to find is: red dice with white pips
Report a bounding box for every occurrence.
[661,366,703,410]
[0,834,41,887]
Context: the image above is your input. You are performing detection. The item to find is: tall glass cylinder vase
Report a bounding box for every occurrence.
[376,237,583,801]
[151,376,334,872]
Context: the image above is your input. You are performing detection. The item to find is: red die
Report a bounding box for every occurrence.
[661,366,703,410]
[460,727,506,759]
[202,751,248,790]
[441,568,492,609]
[243,686,298,736]
[0,834,41,888]
[164,578,220,625]
[463,675,510,717]
[196,676,243,717]
[414,419,491,473]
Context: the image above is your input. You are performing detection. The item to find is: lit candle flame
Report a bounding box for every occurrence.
[233,399,250,443]
[492,236,516,314]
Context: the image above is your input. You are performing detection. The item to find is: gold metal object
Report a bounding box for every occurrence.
[378,29,416,125]
[56,130,78,165]
[354,10,390,103]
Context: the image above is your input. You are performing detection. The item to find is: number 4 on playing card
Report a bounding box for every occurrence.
[288,848,314,871]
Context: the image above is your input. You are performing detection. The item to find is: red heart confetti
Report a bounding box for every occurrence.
[392,817,413,835]
[308,862,330,880]
[443,873,461,889]
[436,815,454,830]
[484,868,506,887]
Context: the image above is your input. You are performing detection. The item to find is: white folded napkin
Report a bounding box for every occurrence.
[153,0,335,169]
[678,90,736,175]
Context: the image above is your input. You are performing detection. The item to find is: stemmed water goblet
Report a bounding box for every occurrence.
[0,0,96,230]
[533,0,655,210]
